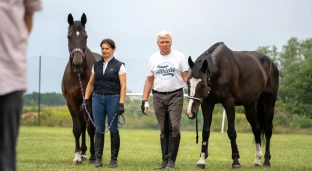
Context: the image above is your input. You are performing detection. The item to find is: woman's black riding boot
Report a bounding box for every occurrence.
[94,132,104,168]
[108,131,120,168]
[166,133,181,169]
[154,136,169,170]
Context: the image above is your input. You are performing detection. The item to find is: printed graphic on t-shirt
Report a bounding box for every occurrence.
[156,62,175,80]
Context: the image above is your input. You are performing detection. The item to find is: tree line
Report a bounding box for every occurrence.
[24,92,66,106]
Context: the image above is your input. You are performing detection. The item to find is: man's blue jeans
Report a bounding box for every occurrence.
[92,93,120,133]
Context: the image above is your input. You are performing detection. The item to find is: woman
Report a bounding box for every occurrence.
[84,38,126,168]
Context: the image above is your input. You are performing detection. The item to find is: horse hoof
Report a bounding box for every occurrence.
[72,160,82,165]
[89,159,96,164]
[232,164,241,169]
[81,156,87,161]
[263,161,271,167]
[196,164,205,169]
[253,163,261,167]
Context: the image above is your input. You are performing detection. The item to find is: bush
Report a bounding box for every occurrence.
[291,114,312,129]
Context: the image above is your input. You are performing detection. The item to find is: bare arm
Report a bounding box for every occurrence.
[119,74,127,103]
[84,74,95,99]
[182,71,189,85]
[142,76,154,101]
[24,12,34,34]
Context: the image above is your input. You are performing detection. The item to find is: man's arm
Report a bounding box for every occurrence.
[182,71,189,85]
[142,76,154,100]
[24,12,34,34]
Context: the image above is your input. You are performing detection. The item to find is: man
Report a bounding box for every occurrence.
[141,31,189,169]
[0,1,42,171]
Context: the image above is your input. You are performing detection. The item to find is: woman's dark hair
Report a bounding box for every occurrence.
[100,38,116,49]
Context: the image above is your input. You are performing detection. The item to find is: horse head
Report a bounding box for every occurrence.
[67,13,88,73]
[186,55,211,120]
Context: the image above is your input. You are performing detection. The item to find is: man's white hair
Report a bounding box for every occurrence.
[157,31,172,41]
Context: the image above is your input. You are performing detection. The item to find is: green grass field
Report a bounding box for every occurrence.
[17,126,312,171]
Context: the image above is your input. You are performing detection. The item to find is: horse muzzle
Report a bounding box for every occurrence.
[186,110,197,120]
[189,113,197,120]
[72,61,84,73]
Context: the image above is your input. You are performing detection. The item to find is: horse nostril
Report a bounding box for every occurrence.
[72,63,76,69]
[72,62,84,69]
[192,112,197,119]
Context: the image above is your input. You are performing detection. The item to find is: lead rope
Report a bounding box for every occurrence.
[196,115,199,144]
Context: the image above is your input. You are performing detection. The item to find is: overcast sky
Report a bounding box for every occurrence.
[26,0,312,94]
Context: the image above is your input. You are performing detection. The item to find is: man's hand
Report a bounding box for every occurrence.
[117,103,124,115]
[80,99,89,112]
[141,100,149,116]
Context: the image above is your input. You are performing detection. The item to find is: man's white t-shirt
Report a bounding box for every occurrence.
[147,50,189,92]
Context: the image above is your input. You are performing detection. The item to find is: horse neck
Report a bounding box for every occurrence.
[82,50,95,77]
[208,46,236,78]
[84,48,94,66]
[205,54,216,78]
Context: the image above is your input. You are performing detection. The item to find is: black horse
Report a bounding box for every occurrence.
[186,42,279,169]
[61,13,102,165]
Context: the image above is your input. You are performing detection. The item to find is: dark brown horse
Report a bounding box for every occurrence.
[186,42,279,169]
[61,13,102,165]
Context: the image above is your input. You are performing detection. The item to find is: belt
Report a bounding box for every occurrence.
[152,88,183,95]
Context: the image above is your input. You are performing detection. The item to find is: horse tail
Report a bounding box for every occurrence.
[256,97,266,145]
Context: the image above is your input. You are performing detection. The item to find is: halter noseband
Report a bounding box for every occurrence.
[187,75,211,103]
[188,96,204,103]
[68,45,87,59]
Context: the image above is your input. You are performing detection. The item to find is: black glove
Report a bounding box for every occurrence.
[80,99,89,112]
[117,103,124,115]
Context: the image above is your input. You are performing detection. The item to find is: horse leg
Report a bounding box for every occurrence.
[262,101,275,167]
[67,101,83,165]
[87,117,96,164]
[223,98,240,169]
[196,103,214,169]
[80,119,87,161]
[244,102,262,167]
[72,117,82,165]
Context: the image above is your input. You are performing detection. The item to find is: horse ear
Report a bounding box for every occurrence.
[81,13,87,27]
[201,59,208,73]
[188,56,194,68]
[68,13,74,26]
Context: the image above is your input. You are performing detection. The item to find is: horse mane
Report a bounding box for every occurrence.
[193,42,234,78]
[191,42,217,77]
[208,42,233,59]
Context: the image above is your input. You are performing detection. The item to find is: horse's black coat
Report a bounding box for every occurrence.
[187,42,279,168]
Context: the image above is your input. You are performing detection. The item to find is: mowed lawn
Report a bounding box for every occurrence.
[17,126,311,171]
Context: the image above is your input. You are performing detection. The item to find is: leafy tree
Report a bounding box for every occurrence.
[257,37,312,118]
[256,45,279,66]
